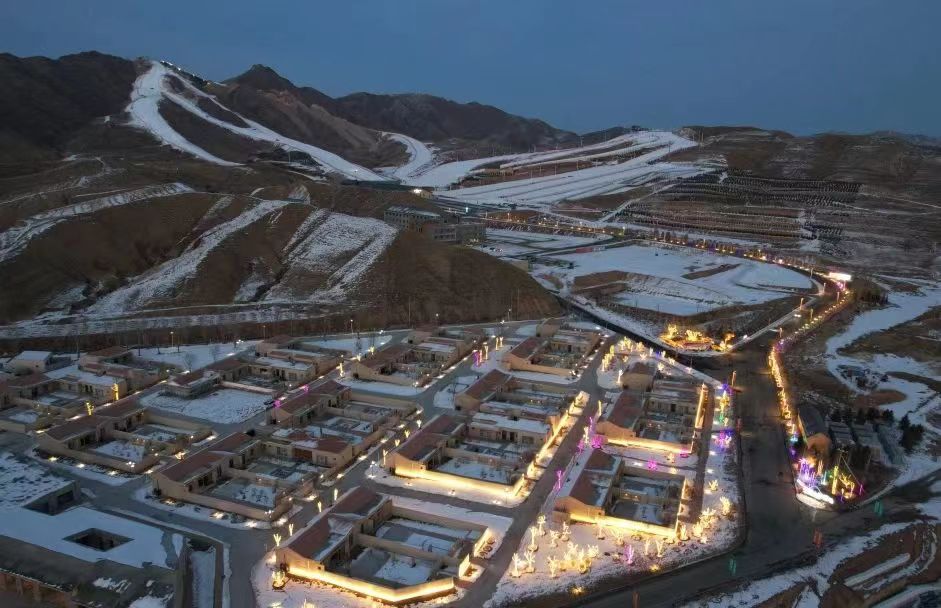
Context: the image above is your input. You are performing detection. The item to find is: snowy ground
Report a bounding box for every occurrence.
[824,281,941,422]
[0,183,194,265]
[682,521,924,607]
[190,547,216,608]
[406,131,701,200]
[476,228,603,258]
[89,199,292,315]
[135,341,256,371]
[337,377,426,396]
[487,444,740,607]
[299,333,393,356]
[539,243,812,315]
[141,388,270,424]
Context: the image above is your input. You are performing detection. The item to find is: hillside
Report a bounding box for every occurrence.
[0,51,137,162]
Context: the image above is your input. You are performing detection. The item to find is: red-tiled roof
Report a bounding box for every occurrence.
[605,391,645,428]
[307,379,346,396]
[359,344,411,369]
[508,337,542,359]
[285,517,336,560]
[309,436,350,454]
[43,416,103,441]
[5,373,52,388]
[207,357,246,372]
[95,398,144,419]
[395,415,462,461]
[332,486,384,517]
[208,432,256,454]
[462,370,511,401]
[171,369,212,386]
[585,450,617,472]
[86,346,130,358]
[157,450,226,483]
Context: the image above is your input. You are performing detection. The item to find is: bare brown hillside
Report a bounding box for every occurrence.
[358,233,560,326]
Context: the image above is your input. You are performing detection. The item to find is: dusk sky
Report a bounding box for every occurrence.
[3,0,939,136]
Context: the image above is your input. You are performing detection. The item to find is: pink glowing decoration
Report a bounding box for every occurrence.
[624,544,635,565]
[591,435,605,449]
[646,459,657,471]
[274,398,283,408]
[554,469,563,492]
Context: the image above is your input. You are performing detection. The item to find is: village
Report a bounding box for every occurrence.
[0,313,746,608]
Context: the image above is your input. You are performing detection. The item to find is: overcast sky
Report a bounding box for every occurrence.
[3,0,939,136]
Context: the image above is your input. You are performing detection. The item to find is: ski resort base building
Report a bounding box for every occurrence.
[276,487,491,605]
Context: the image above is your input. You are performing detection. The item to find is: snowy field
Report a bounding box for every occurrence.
[540,243,812,314]
[141,388,270,424]
[824,281,941,422]
[135,341,255,371]
[300,333,393,356]
[477,228,603,257]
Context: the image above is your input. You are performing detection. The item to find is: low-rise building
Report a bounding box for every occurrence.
[3,350,71,375]
[797,404,832,470]
[383,205,485,244]
[152,432,310,522]
[0,373,88,432]
[0,454,185,607]
[555,450,687,537]
[77,346,176,392]
[620,361,657,391]
[276,487,491,604]
[597,379,706,453]
[387,413,543,498]
[37,399,211,473]
[351,342,453,387]
[264,379,414,475]
[502,322,601,378]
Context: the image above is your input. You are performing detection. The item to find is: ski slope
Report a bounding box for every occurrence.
[386,133,434,181]
[402,130,701,200]
[126,61,387,181]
